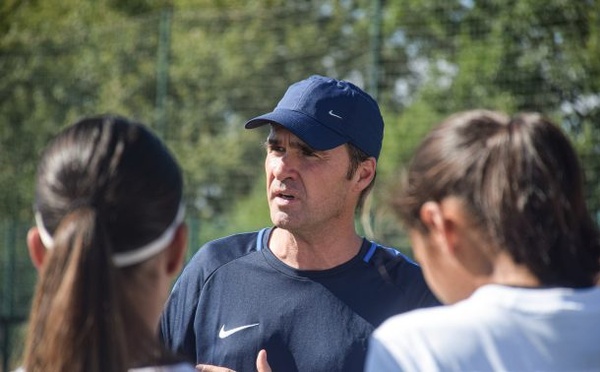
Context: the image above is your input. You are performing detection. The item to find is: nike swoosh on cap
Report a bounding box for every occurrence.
[218,323,260,339]
[328,110,343,119]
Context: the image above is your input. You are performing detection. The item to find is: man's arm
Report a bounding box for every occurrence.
[160,270,201,361]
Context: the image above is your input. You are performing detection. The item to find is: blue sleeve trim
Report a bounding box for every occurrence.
[362,241,378,262]
[364,241,419,266]
[256,228,268,251]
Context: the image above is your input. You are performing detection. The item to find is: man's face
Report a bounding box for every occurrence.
[265,125,357,234]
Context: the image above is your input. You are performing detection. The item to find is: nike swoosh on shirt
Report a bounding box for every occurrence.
[218,323,260,339]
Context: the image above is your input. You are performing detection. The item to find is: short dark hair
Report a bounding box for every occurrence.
[394,109,600,287]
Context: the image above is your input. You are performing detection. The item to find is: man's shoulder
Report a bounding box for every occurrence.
[200,230,262,252]
[368,243,421,276]
[367,242,441,307]
[173,229,266,289]
[187,229,264,268]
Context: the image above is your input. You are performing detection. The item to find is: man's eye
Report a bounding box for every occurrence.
[267,144,283,152]
[302,148,316,157]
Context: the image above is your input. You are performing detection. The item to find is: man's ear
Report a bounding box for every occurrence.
[27,227,47,270]
[354,157,376,191]
[166,223,188,276]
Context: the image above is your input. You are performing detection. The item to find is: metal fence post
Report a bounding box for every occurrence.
[156,6,173,139]
[369,0,383,101]
[2,219,16,372]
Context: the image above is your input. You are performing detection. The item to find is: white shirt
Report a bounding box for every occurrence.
[366,284,600,371]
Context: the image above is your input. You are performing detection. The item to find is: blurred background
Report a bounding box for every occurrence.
[1,0,599,369]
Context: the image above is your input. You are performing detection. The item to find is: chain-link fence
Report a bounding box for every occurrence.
[1,1,599,369]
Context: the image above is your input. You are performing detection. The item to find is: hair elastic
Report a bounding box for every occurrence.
[34,203,186,267]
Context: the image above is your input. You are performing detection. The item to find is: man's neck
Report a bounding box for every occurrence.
[268,227,363,270]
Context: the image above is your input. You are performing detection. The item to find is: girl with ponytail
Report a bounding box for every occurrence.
[365,110,600,371]
[21,116,196,372]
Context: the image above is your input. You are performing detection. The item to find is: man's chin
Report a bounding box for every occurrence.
[271,212,295,229]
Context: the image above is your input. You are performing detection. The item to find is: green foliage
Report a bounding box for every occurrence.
[222,154,271,235]
[1,0,598,243]
[0,0,163,222]
[366,102,443,246]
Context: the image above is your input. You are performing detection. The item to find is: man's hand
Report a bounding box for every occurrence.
[195,364,234,372]
[256,349,271,372]
[195,349,272,372]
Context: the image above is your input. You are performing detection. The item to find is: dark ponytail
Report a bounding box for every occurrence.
[25,207,127,371]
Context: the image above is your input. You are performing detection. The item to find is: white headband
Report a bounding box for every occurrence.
[35,204,186,268]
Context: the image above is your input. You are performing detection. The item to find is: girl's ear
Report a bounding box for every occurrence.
[419,201,443,232]
[27,227,47,270]
[419,201,458,255]
[165,223,188,276]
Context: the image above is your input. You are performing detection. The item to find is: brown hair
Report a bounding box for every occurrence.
[394,109,600,287]
[24,116,183,371]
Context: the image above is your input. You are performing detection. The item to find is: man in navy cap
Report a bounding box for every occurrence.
[160,75,439,372]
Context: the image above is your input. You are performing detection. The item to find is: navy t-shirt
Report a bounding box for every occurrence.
[160,228,439,372]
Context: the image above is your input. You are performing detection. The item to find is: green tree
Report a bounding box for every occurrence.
[374,0,600,225]
[165,0,378,243]
[0,0,167,220]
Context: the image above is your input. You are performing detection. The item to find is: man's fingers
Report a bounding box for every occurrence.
[193,351,270,372]
[195,364,235,372]
[256,349,272,372]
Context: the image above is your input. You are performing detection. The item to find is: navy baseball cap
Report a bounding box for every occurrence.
[244,75,384,160]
